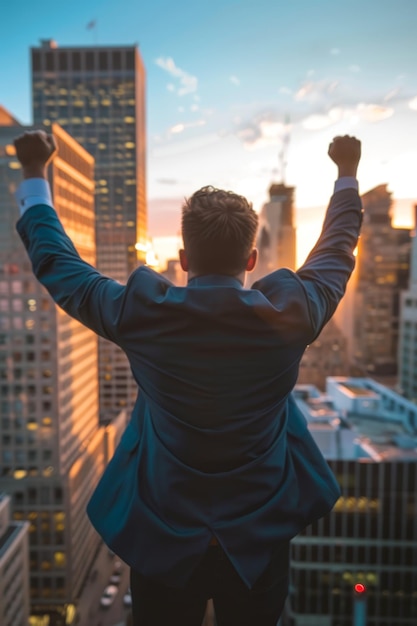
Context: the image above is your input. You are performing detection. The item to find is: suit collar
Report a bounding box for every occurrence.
[187,274,243,288]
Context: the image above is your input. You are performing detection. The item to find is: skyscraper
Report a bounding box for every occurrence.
[0,494,30,626]
[251,182,296,283]
[31,40,147,418]
[297,319,350,390]
[336,185,411,377]
[398,205,417,400]
[0,120,106,623]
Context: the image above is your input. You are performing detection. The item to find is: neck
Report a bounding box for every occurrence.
[187,269,246,285]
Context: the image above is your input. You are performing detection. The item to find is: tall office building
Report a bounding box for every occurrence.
[251,183,296,283]
[31,40,147,418]
[0,120,106,623]
[336,185,411,377]
[288,377,417,626]
[398,205,417,401]
[297,319,350,390]
[0,493,30,626]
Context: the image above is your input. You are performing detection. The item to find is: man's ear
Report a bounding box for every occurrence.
[179,249,189,272]
[246,248,258,272]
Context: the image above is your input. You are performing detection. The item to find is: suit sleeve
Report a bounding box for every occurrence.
[295,187,363,341]
[16,204,127,344]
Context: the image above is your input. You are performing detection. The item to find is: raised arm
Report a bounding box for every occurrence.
[14,130,126,343]
[296,135,363,340]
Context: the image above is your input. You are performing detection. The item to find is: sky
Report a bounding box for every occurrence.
[2,0,417,265]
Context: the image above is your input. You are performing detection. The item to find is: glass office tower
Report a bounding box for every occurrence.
[0,121,106,622]
[31,41,147,418]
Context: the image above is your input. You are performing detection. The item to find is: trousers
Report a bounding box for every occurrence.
[130,541,290,626]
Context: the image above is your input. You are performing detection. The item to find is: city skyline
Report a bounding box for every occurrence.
[2,0,417,263]
[2,6,417,620]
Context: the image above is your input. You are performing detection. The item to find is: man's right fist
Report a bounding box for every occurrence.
[328,135,361,178]
[14,130,57,180]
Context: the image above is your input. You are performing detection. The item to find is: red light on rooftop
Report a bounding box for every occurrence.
[354,583,366,594]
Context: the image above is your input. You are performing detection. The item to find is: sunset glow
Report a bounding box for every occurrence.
[1,0,417,272]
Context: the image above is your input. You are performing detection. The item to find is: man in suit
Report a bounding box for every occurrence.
[14,131,362,626]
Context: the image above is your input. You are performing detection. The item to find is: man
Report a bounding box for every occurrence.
[14,131,362,626]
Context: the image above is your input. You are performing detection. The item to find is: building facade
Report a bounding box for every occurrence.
[297,319,351,390]
[398,205,417,401]
[160,259,187,286]
[0,494,30,626]
[0,121,106,623]
[336,185,411,377]
[251,182,296,283]
[287,377,417,626]
[31,40,147,418]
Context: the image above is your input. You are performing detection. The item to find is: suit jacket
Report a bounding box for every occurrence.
[16,188,362,589]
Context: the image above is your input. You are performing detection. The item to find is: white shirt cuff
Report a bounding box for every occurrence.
[334,177,358,194]
[15,178,53,216]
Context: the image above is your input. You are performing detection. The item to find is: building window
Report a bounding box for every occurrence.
[113,51,122,70]
[99,51,108,70]
[28,488,37,503]
[86,51,94,70]
[12,280,22,294]
[32,51,41,72]
[126,50,135,70]
[54,551,66,567]
[58,52,68,71]
[45,52,54,72]
[72,51,81,70]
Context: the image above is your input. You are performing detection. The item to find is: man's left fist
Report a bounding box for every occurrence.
[14,130,57,178]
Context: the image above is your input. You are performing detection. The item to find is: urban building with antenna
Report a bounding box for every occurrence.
[251,116,296,283]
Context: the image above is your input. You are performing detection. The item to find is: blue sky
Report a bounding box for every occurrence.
[2,0,417,261]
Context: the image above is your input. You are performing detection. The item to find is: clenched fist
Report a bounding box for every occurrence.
[14,130,57,179]
[328,135,361,178]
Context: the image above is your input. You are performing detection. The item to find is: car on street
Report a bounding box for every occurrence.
[123,588,132,607]
[113,559,122,572]
[109,571,122,585]
[100,584,118,608]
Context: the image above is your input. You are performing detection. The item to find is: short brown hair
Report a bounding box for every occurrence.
[181,186,258,275]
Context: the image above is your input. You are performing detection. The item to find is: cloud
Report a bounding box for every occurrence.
[279,86,292,95]
[348,65,361,73]
[409,96,417,110]
[294,79,339,103]
[330,48,340,55]
[235,114,287,150]
[156,178,179,185]
[301,103,394,130]
[302,108,344,130]
[356,103,394,122]
[155,57,198,96]
[384,88,400,102]
[169,119,206,135]
[230,75,240,86]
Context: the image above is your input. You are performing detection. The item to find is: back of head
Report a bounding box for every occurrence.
[181,186,258,276]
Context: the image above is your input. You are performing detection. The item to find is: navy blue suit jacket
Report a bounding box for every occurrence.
[17,188,362,588]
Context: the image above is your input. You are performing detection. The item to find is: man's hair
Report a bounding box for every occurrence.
[181,186,258,275]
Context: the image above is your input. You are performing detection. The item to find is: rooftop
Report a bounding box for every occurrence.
[295,377,417,462]
[339,383,377,398]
